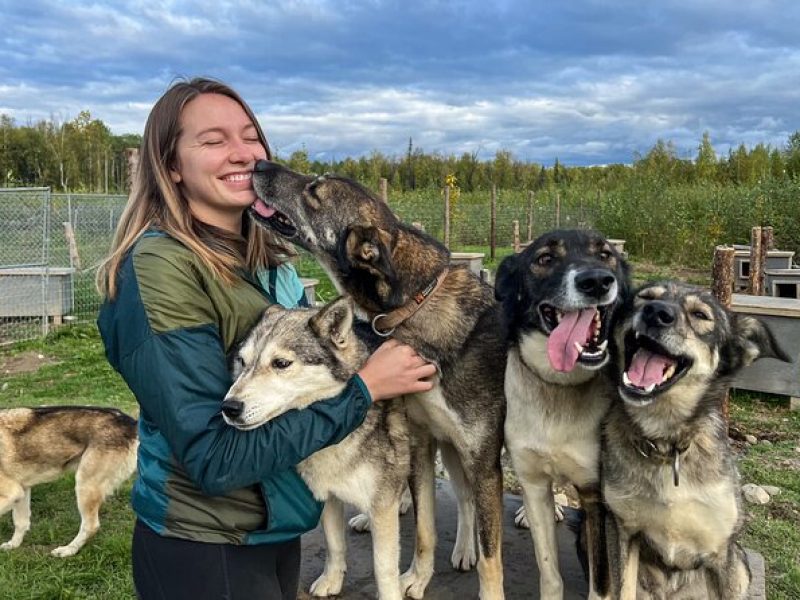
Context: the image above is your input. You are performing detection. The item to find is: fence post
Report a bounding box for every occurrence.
[125,148,139,192]
[527,191,534,241]
[379,178,388,203]
[712,245,735,421]
[490,185,497,261]
[443,186,450,249]
[761,226,774,251]
[555,190,561,228]
[748,226,763,295]
[513,220,520,253]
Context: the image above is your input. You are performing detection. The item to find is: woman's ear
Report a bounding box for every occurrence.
[170,168,182,183]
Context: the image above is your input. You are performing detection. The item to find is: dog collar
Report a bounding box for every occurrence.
[633,438,691,487]
[371,268,449,337]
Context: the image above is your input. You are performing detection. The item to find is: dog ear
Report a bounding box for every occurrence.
[309,296,355,349]
[494,253,521,303]
[730,313,792,367]
[338,224,396,281]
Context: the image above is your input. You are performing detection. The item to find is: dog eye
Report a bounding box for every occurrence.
[233,355,245,372]
[537,253,553,266]
[271,358,293,370]
[691,310,711,321]
[599,250,611,261]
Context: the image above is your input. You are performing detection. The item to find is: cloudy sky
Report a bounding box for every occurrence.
[2,0,798,165]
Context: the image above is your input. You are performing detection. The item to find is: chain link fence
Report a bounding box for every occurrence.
[0,185,596,344]
[1,189,126,344]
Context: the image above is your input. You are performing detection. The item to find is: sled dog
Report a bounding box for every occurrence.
[495,229,630,599]
[222,297,410,599]
[603,281,790,599]
[249,160,508,599]
[0,406,137,556]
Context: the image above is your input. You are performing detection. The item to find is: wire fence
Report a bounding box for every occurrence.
[1,189,126,344]
[1,186,590,344]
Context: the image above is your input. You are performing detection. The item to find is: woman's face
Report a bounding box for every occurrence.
[170,93,268,232]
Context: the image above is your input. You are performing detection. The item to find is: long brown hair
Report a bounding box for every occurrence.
[96,77,294,298]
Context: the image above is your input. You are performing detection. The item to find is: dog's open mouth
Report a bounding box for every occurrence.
[539,303,613,372]
[249,199,297,238]
[620,331,692,403]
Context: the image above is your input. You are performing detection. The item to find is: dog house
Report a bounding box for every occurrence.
[730,293,800,399]
[764,269,800,299]
[732,246,795,291]
[299,277,319,306]
[0,267,74,324]
[449,252,485,276]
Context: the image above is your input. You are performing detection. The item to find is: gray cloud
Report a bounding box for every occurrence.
[1,0,798,165]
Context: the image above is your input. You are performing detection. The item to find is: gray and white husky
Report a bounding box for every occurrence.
[603,281,790,599]
[495,229,630,600]
[222,297,410,600]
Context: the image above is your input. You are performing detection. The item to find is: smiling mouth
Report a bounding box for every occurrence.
[620,331,692,404]
[539,302,613,372]
[249,198,297,238]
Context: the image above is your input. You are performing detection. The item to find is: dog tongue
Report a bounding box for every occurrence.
[252,199,276,218]
[627,348,671,388]
[547,307,597,372]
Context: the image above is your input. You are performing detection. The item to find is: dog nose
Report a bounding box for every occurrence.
[642,301,676,327]
[221,398,245,419]
[575,269,616,300]
[254,159,279,174]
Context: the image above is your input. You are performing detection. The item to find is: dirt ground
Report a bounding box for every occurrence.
[0,351,59,376]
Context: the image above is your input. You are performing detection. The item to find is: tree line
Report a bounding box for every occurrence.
[1,110,799,193]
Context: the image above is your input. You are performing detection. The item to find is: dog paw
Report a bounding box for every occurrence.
[400,567,433,600]
[451,541,477,571]
[51,545,79,558]
[1,540,21,551]
[554,502,565,522]
[398,488,413,515]
[514,504,530,529]
[309,570,345,597]
[348,512,371,532]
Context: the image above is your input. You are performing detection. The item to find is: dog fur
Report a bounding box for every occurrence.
[0,406,137,557]
[250,161,508,600]
[222,297,410,599]
[603,281,790,599]
[495,229,630,600]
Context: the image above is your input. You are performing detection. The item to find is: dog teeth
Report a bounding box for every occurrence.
[597,340,608,351]
[623,372,632,386]
[574,341,584,353]
[662,364,675,382]
[556,310,564,323]
[644,383,656,393]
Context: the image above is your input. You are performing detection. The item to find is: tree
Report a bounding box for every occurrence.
[695,131,717,181]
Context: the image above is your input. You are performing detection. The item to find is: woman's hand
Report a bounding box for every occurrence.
[357,339,437,402]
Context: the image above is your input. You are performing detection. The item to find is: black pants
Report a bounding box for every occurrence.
[132,520,301,600]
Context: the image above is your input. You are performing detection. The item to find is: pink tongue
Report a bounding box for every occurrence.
[547,307,597,372]
[252,199,276,218]
[627,348,671,387]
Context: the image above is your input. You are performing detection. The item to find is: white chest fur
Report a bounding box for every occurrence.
[606,476,739,565]
[504,345,610,489]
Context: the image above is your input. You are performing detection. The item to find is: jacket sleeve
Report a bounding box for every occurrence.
[104,250,372,496]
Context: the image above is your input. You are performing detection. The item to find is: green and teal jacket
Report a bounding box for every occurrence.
[98,231,371,544]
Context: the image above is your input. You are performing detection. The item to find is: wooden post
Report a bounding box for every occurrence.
[712,245,735,308]
[63,222,81,271]
[712,245,735,422]
[762,226,774,251]
[379,178,388,203]
[748,226,763,296]
[124,147,139,191]
[443,186,451,249]
[490,185,497,261]
[513,220,520,253]
[555,190,561,228]
[527,191,534,241]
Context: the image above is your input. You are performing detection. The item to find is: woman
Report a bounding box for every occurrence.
[96,77,435,599]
